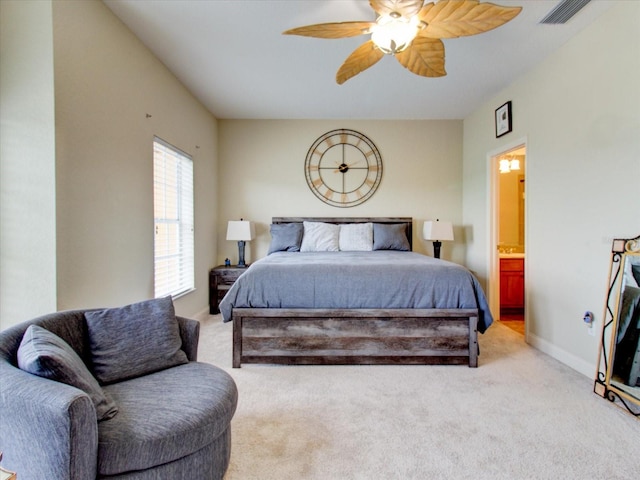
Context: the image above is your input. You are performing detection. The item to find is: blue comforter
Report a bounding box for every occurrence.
[220,251,493,333]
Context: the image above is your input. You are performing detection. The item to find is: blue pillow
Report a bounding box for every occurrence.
[17,325,118,421]
[268,223,303,254]
[85,297,188,384]
[373,223,410,251]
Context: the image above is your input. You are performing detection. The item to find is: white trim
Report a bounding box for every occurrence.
[528,332,596,379]
[172,287,196,300]
[486,136,528,320]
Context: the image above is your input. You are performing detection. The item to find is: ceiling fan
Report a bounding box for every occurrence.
[284,0,522,84]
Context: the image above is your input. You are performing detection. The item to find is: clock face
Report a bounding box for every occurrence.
[304,129,383,208]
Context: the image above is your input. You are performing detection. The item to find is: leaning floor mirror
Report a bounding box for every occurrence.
[594,234,640,417]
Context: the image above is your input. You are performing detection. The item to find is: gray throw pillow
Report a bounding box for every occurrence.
[268,223,303,254]
[373,223,410,251]
[85,297,188,384]
[17,325,118,421]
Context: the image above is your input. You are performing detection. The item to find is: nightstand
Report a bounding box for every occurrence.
[209,265,247,314]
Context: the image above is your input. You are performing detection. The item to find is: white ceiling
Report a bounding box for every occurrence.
[103,0,615,120]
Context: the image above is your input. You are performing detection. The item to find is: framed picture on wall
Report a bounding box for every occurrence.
[495,101,512,138]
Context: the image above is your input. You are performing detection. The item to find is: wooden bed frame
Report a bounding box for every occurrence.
[231,217,479,368]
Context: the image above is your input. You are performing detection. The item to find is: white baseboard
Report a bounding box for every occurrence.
[527,332,595,379]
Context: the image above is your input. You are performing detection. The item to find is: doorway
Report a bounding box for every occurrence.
[489,143,526,337]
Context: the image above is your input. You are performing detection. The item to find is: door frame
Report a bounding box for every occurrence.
[487,136,527,334]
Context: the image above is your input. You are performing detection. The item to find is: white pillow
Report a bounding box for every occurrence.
[339,223,373,251]
[300,222,340,252]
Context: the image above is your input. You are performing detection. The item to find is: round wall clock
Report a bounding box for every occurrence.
[304,129,383,208]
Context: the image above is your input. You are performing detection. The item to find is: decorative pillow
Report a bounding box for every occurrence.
[339,223,373,251]
[300,221,340,252]
[17,325,118,421]
[85,297,188,384]
[373,223,410,251]
[268,223,304,254]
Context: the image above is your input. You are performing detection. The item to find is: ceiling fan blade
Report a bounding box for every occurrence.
[395,36,446,77]
[418,0,522,39]
[370,0,425,18]
[336,40,385,84]
[283,21,375,39]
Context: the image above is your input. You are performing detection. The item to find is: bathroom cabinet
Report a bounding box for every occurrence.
[500,258,524,313]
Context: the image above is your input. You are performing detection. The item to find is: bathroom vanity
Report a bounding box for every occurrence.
[500,254,525,313]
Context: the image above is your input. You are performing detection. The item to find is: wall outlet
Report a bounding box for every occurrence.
[584,311,596,336]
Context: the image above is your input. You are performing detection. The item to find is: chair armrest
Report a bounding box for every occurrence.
[177,316,200,361]
[0,362,98,479]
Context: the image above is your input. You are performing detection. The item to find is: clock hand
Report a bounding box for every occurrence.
[334,159,362,173]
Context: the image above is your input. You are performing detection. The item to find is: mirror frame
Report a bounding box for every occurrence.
[594,234,640,417]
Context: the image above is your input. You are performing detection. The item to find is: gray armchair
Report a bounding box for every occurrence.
[0,303,237,479]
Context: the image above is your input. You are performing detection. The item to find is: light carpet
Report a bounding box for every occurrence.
[198,316,639,479]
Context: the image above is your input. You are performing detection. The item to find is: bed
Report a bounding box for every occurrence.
[220,217,493,368]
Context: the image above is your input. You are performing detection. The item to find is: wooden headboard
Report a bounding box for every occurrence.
[271,217,413,250]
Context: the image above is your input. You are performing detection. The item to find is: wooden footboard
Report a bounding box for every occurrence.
[232,308,479,368]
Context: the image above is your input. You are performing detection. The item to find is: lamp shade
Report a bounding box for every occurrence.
[226,220,255,241]
[423,220,454,242]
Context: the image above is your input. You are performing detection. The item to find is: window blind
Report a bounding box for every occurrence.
[153,138,194,298]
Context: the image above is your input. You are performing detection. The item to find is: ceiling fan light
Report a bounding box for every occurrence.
[499,159,511,173]
[371,14,419,54]
[510,159,520,170]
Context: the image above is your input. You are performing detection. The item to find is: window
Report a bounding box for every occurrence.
[153,138,194,298]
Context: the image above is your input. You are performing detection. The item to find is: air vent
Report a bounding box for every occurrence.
[540,0,592,24]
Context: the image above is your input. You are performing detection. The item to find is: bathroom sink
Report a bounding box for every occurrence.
[499,253,525,259]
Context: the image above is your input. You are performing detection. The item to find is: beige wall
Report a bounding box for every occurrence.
[3,0,637,386]
[52,0,218,317]
[217,120,464,265]
[463,1,640,376]
[0,0,57,329]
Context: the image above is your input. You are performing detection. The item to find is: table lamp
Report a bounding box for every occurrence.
[226,219,255,267]
[423,219,454,259]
